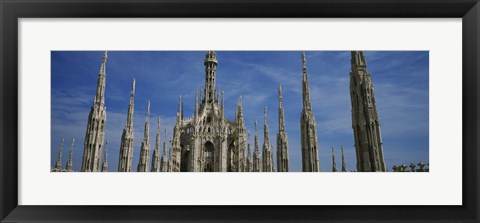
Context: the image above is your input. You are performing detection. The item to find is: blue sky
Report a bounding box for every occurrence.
[51,51,429,172]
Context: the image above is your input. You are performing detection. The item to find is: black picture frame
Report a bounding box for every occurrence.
[1,0,479,222]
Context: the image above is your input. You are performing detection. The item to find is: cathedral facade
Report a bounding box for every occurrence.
[53,50,392,172]
[168,51,248,172]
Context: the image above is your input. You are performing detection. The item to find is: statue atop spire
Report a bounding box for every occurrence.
[299,51,320,172]
[302,51,312,111]
[137,100,151,172]
[54,138,64,171]
[127,79,135,129]
[66,138,75,172]
[151,117,161,172]
[349,51,386,172]
[277,85,289,172]
[177,95,183,121]
[94,51,108,106]
[81,51,107,172]
[102,51,108,63]
[118,79,136,172]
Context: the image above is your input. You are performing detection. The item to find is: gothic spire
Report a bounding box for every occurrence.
[264,106,269,143]
[254,121,259,154]
[278,85,285,132]
[332,145,337,172]
[341,145,347,172]
[127,79,135,129]
[94,51,107,106]
[137,100,151,172]
[262,106,273,172]
[81,51,108,172]
[302,51,312,111]
[54,138,64,171]
[349,51,386,172]
[163,129,167,156]
[161,128,168,172]
[351,51,367,69]
[246,131,252,172]
[221,91,225,118]
[277,85,289,172]
[253,121,261,172]
[177,95,183,121]
[151,117,161,172]
[102,140,109,172]
[66,138,75,172]
[194,89,198,119]
[170,100,182,172]
[300,51,320,172]
[236,96,244,122]
[204,51,218,103]
[118,79,135,172]
[144,101,150,142]
[247,131,252,158]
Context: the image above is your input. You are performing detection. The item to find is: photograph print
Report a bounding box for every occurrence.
[51,50,429,172]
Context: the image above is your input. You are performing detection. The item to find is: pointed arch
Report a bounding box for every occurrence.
[203,141,214,172]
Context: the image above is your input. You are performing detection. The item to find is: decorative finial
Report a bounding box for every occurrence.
[146,100,151,117]
[131,79,136,96]
[302,51,306,69]
[351,51,367,68]
[178,95,182,114]
[264,106,267,122]
[102,51,108,63]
